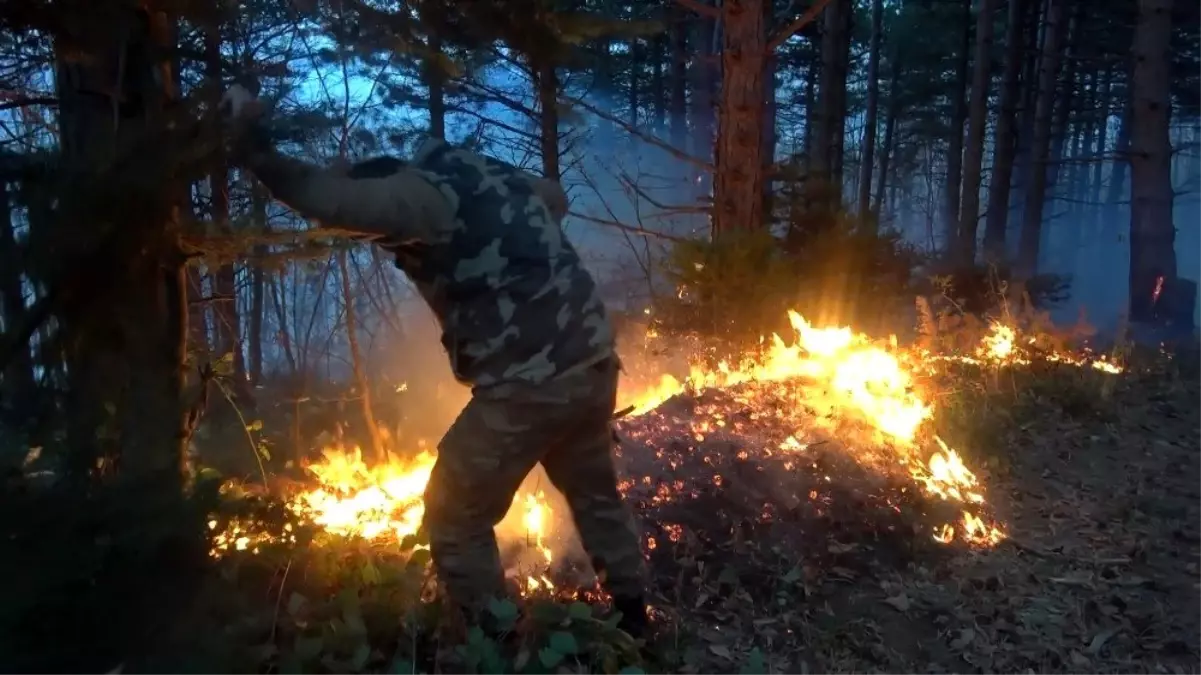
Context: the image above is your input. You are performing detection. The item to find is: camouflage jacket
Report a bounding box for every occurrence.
[244,137,615,388]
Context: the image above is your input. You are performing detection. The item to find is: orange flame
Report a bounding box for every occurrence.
[215,312,1126,560]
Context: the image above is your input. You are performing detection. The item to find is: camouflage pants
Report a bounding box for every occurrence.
[422,356,646,613]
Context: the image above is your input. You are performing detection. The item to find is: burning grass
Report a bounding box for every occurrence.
[52,310,1189,674]
[213,311,1127,566]
[210,312,1026,563]
[161,362,1200,673]
[204,312,1124,590]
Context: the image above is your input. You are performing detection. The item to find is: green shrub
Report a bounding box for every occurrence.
[653,229,798,360]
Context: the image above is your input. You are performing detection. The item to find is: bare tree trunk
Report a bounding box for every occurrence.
[957,0,999,264]
[426,32,446,140]
[1106,78,1133,210]
[875,45,901,219]
[689,4,717,197]
[761,0,779,223]
[205,17,246,399]
[535,59,561,181]
[1016,0,1068,275]
[983,0,1029,262]
[1039,0,1083,265]
[712,0,767,234]
[337,250,385,463]
[1010,0,1045,239]
[0,180,36,416]
[857,0,884,221]
[1088,65,1113,229]
[831,1,852,205]
[268,273,297,373]
[803,60,817,174]
[943,0,972,254]
[627,38,641,130]
[248,186,267,386]
[55,6,189,486]
[651,32,667,134]
[813,0,849,210]
[591,0,614,98]
[669,2,689,151]
[1076,69,1100,224]
[1127,0,1176,321]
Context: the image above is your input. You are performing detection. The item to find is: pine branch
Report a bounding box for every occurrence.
[768,0,833,51]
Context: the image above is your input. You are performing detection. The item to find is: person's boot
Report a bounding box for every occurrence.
[612,595,649,640]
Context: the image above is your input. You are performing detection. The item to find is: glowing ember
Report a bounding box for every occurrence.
[214,312,1124,561]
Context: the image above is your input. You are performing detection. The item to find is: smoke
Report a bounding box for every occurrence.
[552,95,707,311]
[1036,169,1201,335]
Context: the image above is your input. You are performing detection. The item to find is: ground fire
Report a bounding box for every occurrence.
[210,311,1124,589]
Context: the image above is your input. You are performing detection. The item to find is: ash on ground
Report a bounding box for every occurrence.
[612,384,970,600]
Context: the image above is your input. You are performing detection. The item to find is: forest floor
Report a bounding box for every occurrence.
[2,352,1199,674]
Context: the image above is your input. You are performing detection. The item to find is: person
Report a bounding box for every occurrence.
[219,86,649,636]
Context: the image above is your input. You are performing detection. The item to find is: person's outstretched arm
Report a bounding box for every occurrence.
[221,86,449,242]
[244,147,450,242]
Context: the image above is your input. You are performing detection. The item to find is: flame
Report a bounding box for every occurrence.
[296,447,433,540]
[612,313,1120,547]
[215,313,1125,561]
[291,447,554,566]
[937,321,1125,374]
[211,446,555,576]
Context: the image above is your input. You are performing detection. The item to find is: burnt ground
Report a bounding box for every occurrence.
[2,358,1196,674]
[606,361,1201,674]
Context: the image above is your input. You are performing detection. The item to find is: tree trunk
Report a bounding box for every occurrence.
[186,268,209,362]
[712,0,767,234]
[831,2,852,205]
[669,3,689,151]
[651,32,667,135]
[812,0,849,210]
[268,274,297,374]
[0,180,36,418]
[1016,0,1067,275]
[944,0,972,254]
[982,0,1028,262]
[426,31,446,140]
[761,0,778,223]
[1056,116,1086,269]
[957,0,999,264]
[1076,69,1100,224]
[535,59,561,181]
[1127,0,1176,321]
[803,60,817,174]
[627,38,641,130]
[54,6,189,486]
[1009,0,1045,241]
[857,0,884,221]
[689,5,717,197]
[205,17,245,396]
[1088,65,1113,229]
[337,250,385,463]
[1106,77,1133,210]
[1037,0,1085,265]
[248,186,267,386]
[875,46,901,219]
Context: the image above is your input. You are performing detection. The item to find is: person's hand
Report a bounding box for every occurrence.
[220,84,270,162]
[219,84,264,122]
